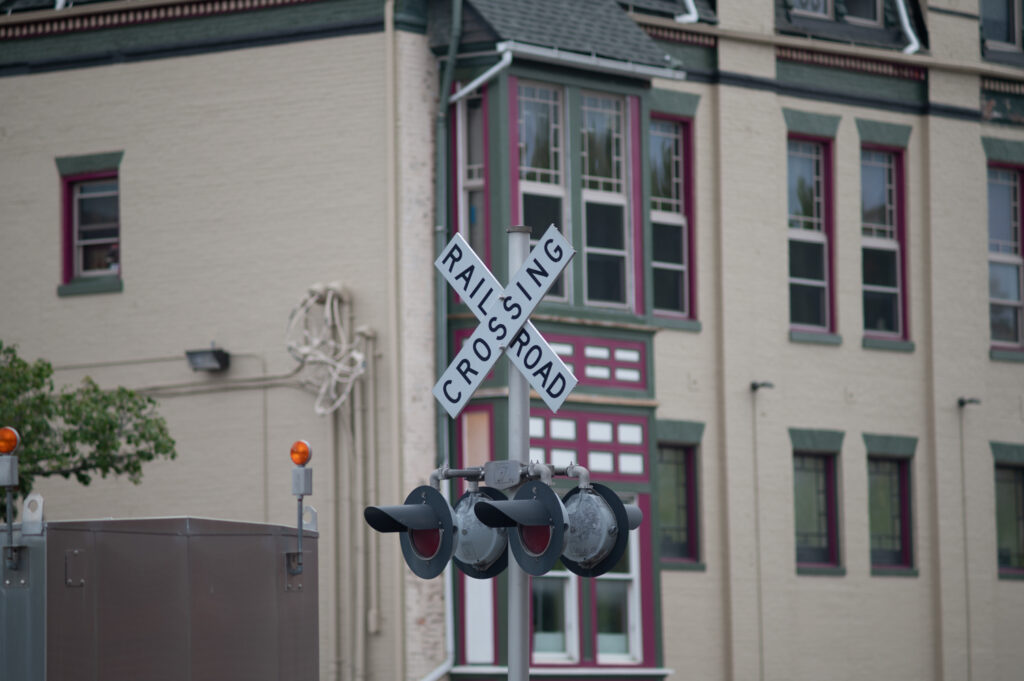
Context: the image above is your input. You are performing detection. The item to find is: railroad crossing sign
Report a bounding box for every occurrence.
[433,225,578,418]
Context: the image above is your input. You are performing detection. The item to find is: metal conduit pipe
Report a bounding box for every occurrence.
[360,328,381,635]
[353,353,367,681]
[560,463,591,489]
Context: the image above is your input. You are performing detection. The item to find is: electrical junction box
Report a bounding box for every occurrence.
[1,517,318,681]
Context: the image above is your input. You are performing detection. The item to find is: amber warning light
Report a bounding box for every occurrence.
[0,427,20,455]
[290,440,312,467]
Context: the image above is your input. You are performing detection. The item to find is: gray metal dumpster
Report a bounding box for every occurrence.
[2,516,318,681]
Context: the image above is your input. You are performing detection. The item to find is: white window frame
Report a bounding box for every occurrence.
[518,81,570,302]
[456,91,486,255]
[791,0,833,20]
[73,178,120,278]
[594,521,642,664]
[989,167,1024,347]
[789,228,830,332]
[649,118,688,317]
[844,0,884,26]
[531,570,580,664]
[581,91,632,310]
[861,148,903,338]
[982,0,1023,52]
[788,138,830,331]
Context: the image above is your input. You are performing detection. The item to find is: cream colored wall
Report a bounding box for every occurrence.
[0,30,437,681]
[652,10,1024,680]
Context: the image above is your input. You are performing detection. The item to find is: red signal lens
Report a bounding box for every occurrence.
[410,529,442,559]
[0,427,20,454]
[519,525,552,556]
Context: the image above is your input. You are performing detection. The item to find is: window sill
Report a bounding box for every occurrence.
[982,42,1024,69]
[871,566,918,577]
[790,330,842,346]
[991,348,1024,362]
[650,316,702,333]
[796,565,846,576]
[660,559,706,572]
[999,569,1024,581]
[57,275,123,297]
[863,337,915,353]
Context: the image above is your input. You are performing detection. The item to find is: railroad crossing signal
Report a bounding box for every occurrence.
[432,226,578,418]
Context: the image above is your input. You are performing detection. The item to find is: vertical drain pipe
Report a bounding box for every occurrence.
[424,2,462,681]
[362,329,381,634]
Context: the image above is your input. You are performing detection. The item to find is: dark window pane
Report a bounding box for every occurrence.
[658,445,690,559]
[995,467,1024,569]
[864,291,899,333]
[988,169,1017,248]
[990,262,1022,301]
[467,97,485,169]
[596,581,629,654]
[532,577,566,652]
[467,190,486,257]
[789,240,825,281]
[587,254,625,303]
[793,0,828,16]
[861,156,890,227]
[790,283,826,327]
[79,181,117,195]
[523,194,565,297]
[787,141,821,230]
[79,195,119,226]
[653,268,685,313]
[982,0,1015,43]
[794,454,832,564]
[652,223,683,265]
[863,248,898,287]
[82,243,119,272]
[845,0,877,20]
[586,203,625,249]
[869,459,905,566]
[991,304,1021,343]
[523,194,563,239]
[649,120,678,201]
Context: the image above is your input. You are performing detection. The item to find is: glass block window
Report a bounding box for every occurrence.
[547,334,647,391]
[793,453,839,566]
[868,457,912,567]
[529,409,648,480]
[996,465,1024,572]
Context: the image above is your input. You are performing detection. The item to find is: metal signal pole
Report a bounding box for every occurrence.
[507,225,531,681]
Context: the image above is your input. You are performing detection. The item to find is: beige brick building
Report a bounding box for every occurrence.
[1,1,1022,680]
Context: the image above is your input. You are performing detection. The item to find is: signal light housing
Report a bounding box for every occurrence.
[452,487,509,579]
[474,480,567,576]
[364,485,457,579]
[561,482,642,577]
[0,427,20,455]
[290,440,312,466]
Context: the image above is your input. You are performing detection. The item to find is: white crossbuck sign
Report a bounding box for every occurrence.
[433,226,578,418]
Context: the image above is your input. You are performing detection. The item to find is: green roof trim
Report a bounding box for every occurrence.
[789,427,844,453]
[856,118,912,148]
[863,433,918,459]
[783,108,841,138]
[991,441,1024,466]
[55,151,124,176]
[656,419,705,445]
[982,136,1024,165]
[649,88,700,118]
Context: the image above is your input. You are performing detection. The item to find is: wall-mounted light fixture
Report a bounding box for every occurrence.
[957,397,981,408]
[185,347,231,372]
[750,381,775,392]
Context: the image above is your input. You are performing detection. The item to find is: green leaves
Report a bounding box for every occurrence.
[0,341,176,516]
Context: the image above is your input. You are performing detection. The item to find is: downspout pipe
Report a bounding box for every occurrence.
[894,0,921,54]
[426,3,462,681]
[674,0,699,24]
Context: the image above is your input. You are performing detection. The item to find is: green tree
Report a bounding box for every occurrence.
[0,341,176,517]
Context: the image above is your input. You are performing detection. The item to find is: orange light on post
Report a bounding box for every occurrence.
[0,427,20,454]
[290,440,312,467]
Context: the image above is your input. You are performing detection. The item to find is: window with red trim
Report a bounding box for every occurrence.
[793,452,840,567]
[63,172,120,283]
[861,147,909,339]
[788,137,836,333]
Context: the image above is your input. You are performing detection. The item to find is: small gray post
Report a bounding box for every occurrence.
[507,225,531,681]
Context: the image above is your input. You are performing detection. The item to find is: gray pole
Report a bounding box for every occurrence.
[507,225,531,681]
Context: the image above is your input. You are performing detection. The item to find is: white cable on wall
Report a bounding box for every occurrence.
[285,283,366,416]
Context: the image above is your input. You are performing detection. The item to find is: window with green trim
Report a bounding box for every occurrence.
[794,452,840,566]
[649,116,694,318]
[657,443,698,562]
[788,137,835,332]
[996,465,1024,572]
[64,173,120,282]
[868,457,912,568]
[861,147,908,339]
